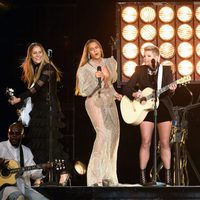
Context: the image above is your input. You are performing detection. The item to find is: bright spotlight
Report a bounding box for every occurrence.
[140,24,156,41]
[122,6,138,23]
[159,24,175,41]
[140,6,156,23]
[178,60,194,76]
[123,61,137,77]
[178,42,193,59]
[159,42,175,59]
[177,6,193,22]
[122,25,138,41]
[159,6,175,23]
[122,43,139,59]
[177,24,193,40]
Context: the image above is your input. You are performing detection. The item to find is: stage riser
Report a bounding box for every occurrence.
[35,186,200,200]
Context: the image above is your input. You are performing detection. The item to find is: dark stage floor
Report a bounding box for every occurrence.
[34,185,200,200]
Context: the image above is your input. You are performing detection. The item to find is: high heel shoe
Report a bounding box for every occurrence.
[59,173,71,186]
[102,179,113,186]
[140,169,147,185]
[165,168,172,186]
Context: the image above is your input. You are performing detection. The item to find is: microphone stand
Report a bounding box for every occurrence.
[147,66,165,186]
[47,49,54,184]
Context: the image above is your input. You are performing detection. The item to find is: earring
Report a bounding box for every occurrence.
[87,53,90,60]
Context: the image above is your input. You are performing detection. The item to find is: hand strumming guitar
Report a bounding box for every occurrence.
[8,96,21,105]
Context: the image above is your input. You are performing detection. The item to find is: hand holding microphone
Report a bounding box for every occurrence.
[96,66,103,97]
[96,66,103,88]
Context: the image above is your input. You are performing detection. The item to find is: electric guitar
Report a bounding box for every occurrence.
[120,75,191,125]
[0,159,66,188]
[6,88,32,127]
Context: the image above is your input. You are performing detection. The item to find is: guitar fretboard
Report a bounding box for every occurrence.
[10,164,42,174]
[157,80,177,96]
[145,76,190,101]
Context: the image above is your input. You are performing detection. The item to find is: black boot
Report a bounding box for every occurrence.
[165,168,172,185]
[140,169,147,185]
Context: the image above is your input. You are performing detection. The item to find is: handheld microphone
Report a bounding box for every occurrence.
[97,66,102,88]
[47,49,53,59]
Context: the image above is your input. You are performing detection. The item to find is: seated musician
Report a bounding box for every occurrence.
[0,122,49,200]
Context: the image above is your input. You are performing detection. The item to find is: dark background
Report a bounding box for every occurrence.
[0,0,200,185]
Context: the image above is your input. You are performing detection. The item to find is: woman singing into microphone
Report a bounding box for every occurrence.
[75,39,122,186]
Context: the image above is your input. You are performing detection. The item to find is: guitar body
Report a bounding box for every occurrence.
[0,159,62,188]
[120,87,159,125]
[0,160,19,188]
[120,76,191,126]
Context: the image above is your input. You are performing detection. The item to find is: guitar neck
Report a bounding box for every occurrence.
[10,164,42,174]
[158,80,177,96]
[146,80,177,101]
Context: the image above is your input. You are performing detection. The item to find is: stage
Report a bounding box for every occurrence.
[35,185,200,200]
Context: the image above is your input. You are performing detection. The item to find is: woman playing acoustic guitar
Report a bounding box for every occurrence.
[122,45,177,185]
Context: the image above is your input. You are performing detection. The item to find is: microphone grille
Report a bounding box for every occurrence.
[151,59,155,66]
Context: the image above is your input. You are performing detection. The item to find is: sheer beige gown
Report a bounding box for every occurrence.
[77,57,120,186]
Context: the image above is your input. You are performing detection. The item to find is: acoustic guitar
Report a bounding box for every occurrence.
[0,159,65,188]
[120,75,191,125]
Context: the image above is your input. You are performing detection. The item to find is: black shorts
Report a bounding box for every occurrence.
[144,102,172,123]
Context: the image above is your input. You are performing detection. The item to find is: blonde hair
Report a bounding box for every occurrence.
[75,39,104,95]
[21,42,62,88]
[144,45,160,57]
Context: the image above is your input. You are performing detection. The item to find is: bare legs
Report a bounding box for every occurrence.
[158,121,172,170]
[139,120,172,184]
[139,121,154,170]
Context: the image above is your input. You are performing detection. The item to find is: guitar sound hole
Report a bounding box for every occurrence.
[1,168,10,177]
[140,97,147,105]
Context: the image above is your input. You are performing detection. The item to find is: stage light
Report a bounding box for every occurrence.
[74,161,86,175]
[140,6,156,23]
[122,25,138,41]
[178,60,194,76]
[140,24,156,41]
[159,6,175,23]
[177,24,193,41]
[121,6,138,23]
[195,24,200,39]
[116,2,200,84]
[122,43,138,59]
[195,6,200,21]
[177,6,193,23]
[196,43,200,57]
[159,24,175,41]
[177,42,193,59]
[123,61,137,77]
[159,42,175,59]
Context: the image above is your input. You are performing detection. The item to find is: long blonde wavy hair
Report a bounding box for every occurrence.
[75,39,104,95]
[21,42,62,88]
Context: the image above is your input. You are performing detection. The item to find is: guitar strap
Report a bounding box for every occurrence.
[157,64,163,90]
[19,145,24,167]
